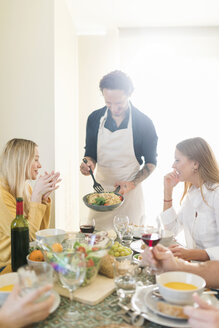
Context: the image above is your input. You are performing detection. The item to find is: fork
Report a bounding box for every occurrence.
[83,158,104,193]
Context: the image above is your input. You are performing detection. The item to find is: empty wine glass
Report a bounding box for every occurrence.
[113,216,129,244]
[56,251,86,321]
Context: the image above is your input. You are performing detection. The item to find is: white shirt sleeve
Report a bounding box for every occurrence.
[160,206,184,235]
[206,189,219,260]
[205,246,219,260]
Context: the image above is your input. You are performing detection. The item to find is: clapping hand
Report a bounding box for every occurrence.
[31,171,61,203]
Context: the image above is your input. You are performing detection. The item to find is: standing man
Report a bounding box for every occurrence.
[80,70,158,230]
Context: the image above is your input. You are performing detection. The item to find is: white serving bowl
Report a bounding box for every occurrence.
[36,228,66,245]
[115,251,133,262]
[27,254,45,267]
[160,230,174,247]
[156,271,206,305]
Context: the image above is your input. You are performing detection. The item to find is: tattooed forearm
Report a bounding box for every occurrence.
[132,163,156,186]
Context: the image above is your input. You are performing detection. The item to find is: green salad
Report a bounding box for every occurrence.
[43,240,107,286]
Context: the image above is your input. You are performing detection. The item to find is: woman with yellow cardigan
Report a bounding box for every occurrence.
[0,138,61,273]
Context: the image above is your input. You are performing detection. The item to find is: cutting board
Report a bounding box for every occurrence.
[54,274,116,305]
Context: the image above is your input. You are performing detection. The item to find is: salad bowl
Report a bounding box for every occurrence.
[38,233,111,286]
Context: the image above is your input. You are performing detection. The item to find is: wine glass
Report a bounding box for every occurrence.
[80,218,95,233]
[56,251,86,321]
[141,218,164,281]
[113,215,129,244]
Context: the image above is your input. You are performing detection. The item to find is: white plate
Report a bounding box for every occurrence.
[50,290,60,313]
[130,239,145,253]
[132,285,190,328]
[132,285,219,328]
[145,286,188,320]
[0,272,60,313]
[0,272,18,306]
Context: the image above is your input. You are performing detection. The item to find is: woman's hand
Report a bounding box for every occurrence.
[80,157,96,176]
[31,171,61,203]
[141,244,179,272]
[169,245,210,261]
[114,181,135,195]
[168,244,191,260]
[184,293,219,328]
[164,171,180,193]
[0,284,54,328]
[42,171,62,202]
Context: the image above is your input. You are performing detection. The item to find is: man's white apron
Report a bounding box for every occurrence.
[88,108,145,230]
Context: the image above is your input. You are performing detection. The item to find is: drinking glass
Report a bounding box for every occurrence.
[141,218,164,280]
[80,218,95,233]
[18,262,54,300]
[113,216,129,244]
[114,258,139,302]
[57,251,86,321]
[122,224,134,246]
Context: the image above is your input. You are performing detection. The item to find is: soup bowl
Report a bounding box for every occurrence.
[156,271,206,305]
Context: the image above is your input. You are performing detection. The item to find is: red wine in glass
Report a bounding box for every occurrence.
[80,225,95,233]
[141,233,161,248]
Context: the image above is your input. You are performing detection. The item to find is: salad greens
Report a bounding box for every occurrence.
[42,240,107,286]
[93,197,106,205]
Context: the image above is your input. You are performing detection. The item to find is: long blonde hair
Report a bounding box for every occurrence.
[0,138,37,216]
[176,137,219,202]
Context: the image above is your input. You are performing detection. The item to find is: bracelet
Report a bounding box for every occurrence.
[164,199,172,202]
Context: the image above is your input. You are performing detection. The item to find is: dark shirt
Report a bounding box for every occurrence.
[84,103,158,166]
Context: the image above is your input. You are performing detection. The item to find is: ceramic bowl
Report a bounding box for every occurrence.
[156,271,206,305]
[160,230,175,247]
[26,254,45,266]
[0,272,18,306]
[36,228,66,245]
[83,192,124,212]
[114,251,133,262]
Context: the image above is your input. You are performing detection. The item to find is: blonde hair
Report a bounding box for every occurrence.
[176,137,219,203]
[0,138,37,216]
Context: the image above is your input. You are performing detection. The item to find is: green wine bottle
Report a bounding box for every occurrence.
[11,197,29,271]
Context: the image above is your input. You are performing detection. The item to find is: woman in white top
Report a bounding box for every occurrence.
[161,137,219,261]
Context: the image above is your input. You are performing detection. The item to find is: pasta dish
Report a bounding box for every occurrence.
[87,192,122,206]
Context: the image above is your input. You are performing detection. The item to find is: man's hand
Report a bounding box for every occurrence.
[114,181,135,195]
[80,157,96,176]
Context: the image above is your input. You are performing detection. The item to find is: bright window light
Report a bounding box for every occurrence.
[120,28,219,224]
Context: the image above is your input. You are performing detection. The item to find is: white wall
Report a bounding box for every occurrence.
[0,0,55,226]
[0,0,78,230]
[54,0,79,231]
[78,29,120,222]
